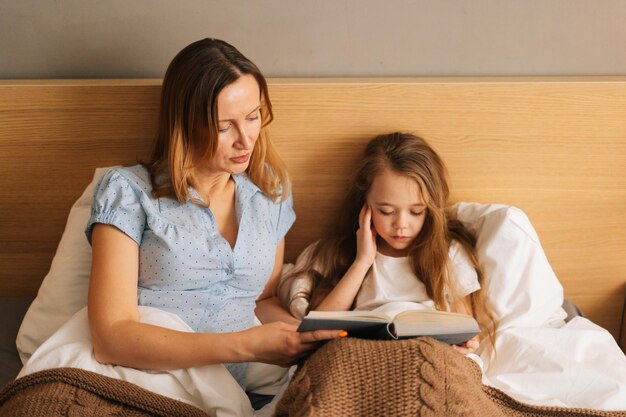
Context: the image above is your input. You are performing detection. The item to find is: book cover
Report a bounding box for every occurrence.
[297,302,480,345]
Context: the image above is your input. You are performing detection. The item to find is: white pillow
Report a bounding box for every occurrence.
[16,167,116,364]
[451,202,566,330]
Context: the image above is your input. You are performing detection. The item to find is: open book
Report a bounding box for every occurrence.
[297,301,479,345]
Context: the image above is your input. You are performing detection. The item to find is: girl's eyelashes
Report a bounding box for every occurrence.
[218,123,231,133]
[377,209,425,216]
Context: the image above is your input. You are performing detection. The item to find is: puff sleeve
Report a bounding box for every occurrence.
[85,169,147,246]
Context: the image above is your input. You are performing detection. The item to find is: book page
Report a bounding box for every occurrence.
[392,309,479,337]
[371,301,435,320]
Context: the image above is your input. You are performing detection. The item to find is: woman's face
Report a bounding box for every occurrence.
[207,74,262,175]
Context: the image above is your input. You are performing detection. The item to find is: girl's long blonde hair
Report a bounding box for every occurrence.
[143,38,289,203]
[283,132,497,350]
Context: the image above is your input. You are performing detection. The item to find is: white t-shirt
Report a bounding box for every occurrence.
[354,241,480,311]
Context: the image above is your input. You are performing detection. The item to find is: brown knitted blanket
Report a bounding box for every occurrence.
[0,367,208,417]
[275,337,626,417]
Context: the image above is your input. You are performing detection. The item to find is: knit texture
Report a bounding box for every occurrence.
[0,367,209,417]
[274,337,626,417]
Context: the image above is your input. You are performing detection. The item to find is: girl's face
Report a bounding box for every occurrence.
[206,74,262,175]
[366,168,427,257]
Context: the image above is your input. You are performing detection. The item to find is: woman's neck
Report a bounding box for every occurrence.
[193,170,233,206]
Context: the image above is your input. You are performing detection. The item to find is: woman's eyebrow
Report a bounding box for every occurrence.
[247,105,261,116]
[218,105,261,122]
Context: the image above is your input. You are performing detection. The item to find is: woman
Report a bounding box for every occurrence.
[86,38,343,401]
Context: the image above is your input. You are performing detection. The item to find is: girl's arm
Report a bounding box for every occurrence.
[88,224,343,369]
[315,204,377,311]
[313,261,371,311]
[450,295,480,354]
[255,239,300,325]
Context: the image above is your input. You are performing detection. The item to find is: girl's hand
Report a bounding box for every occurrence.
[451,335,480,355]
[313,206,376,311]
[244,322,346,367]
[355,203,377,267]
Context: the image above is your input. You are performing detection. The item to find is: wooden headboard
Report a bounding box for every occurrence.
[1,77,625,342]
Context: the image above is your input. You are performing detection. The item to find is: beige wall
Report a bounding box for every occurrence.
[1,0,626,78]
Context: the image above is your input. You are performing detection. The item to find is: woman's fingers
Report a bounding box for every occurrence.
[298,329,346,344]
[297,330,346,356]
[248,323,347,367]
[276,329,347,365]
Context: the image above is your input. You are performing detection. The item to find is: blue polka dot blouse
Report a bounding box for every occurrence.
[85,165,295,387]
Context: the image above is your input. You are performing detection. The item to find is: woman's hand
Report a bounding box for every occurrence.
[243,321,346,367]
[451,335,480,355]
[355,204,377,268]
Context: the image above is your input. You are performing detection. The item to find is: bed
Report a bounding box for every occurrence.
[1,78,625,415]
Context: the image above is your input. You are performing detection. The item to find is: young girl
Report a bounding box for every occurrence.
[281,132,497,354]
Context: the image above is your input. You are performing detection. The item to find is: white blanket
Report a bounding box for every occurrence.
[19,306,626,412]
[17,306,290,417]
[482,316,626,410]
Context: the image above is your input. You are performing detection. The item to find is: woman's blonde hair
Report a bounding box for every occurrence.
[143,38,289,203]
[282,132,497,350]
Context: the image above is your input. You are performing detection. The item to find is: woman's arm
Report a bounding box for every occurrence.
[88,225,343,369]
[255,239,300,325]
[88,224,243,368]
[314,204,377,311]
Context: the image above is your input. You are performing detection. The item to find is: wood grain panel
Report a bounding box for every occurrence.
[1,78,625,340]
[0,82,160,298]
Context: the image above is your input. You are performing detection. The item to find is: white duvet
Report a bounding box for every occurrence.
[19,306,626,415]
[481,316,626,410]
[17,306,290,417]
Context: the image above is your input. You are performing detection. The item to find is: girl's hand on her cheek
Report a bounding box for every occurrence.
[355,204,377,267]
[245,322,346,367]
[451,336,480,355]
